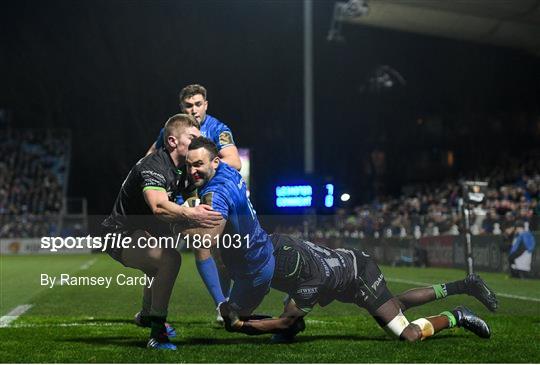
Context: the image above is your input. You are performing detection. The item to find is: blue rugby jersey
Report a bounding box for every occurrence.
[155,114,235,151]
[198,162,273,277]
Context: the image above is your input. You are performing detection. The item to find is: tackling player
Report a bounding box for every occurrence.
[181,137,274,329]
[147,84,239,319]
[101,114,222,350]
[235,234,497,343]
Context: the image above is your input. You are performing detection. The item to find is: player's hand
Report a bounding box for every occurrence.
[187,204,223,228]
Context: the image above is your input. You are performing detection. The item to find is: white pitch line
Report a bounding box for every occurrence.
[79,258,97,270]
[0,304,33,328]
[386,277,540,302]
[5,322,120,329]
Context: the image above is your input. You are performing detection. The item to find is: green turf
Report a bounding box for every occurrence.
[1,252,539,363]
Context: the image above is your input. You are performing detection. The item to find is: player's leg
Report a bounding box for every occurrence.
[351,249,490,341]
[193,247,226,309]
[370,297,491,341]
[394,274,497,312]
[120,230,181,350]
[212,247,232,298]
[220,255,275,332]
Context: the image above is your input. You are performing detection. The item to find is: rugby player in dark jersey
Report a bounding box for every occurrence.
[101,114,222,350]
[235,234,497,343]
[146,84,240,322]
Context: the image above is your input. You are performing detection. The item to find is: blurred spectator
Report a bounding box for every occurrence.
[0,128,69,237]
[507,220,536,279]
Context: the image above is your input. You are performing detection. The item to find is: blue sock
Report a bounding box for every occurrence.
[196,257,226,306]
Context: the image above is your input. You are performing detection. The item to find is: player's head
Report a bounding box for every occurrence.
[186,136,220,188]
[272,243,305,290]
[163,113,200,157]
[179,84,208,124]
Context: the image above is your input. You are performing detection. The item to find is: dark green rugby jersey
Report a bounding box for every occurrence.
[102,148,189,235]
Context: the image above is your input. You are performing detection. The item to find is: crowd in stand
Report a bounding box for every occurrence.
[275,152,540,239]
[1,126,539,241]
[0,128,69,238]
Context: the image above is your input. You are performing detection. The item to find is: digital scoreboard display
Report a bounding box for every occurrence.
[275,183,335,209]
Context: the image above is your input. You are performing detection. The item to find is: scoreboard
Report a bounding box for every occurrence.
[274,182,335,210]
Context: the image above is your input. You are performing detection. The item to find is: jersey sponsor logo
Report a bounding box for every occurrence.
[282,245,292,251]
[219,131,234,147]
[371,273,384,291]
[297,287,318,295]
[141,170,167,188]
[237,179,245,190]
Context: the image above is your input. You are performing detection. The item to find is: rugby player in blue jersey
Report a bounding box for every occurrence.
[146,84,241,170]
[181,137,275,331]
[147,85,239,320]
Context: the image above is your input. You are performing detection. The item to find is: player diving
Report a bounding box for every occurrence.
[233,234,498,343]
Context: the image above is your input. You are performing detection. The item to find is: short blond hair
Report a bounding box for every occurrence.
[163,114,199,146]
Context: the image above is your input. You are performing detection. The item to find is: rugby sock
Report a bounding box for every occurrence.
[149,315,168,342]
[141,287,152,316]
[432,280,466,299]
[196,257,226,306]
[440,311,457,328]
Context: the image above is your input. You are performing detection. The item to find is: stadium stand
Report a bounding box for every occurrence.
[0,128,71,238]
[275,151,540,240]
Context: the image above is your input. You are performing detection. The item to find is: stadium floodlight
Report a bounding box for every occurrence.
[340,193,351,202]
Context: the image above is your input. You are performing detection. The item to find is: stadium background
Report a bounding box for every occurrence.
[1,0,540,362]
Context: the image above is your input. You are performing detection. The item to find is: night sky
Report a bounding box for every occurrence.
[2,0,539,215]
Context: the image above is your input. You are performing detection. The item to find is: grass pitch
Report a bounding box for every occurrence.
[1,252,539,363]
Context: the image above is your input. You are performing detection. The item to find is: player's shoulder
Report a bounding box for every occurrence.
[206,114,232,131]
[200,164,240,196]
[137,148,168,169]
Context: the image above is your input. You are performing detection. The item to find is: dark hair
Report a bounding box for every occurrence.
[188,136,219,160]
[179,84,207,102]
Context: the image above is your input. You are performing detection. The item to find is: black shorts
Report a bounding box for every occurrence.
[100,222,131,266]
[335,248,393,313]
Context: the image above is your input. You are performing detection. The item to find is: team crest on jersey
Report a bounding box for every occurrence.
[219,131,234,147]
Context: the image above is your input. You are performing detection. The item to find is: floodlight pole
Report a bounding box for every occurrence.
[463,204,474,274]
[304,0,314,174]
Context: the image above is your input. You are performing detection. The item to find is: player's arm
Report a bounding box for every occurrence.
[235,298,308,335]
[143,189,222,228]
[219,145,242,171]
[216,129,241,171]
[182,219,227,246]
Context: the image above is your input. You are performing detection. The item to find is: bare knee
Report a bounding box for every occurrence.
[194,248,211,261]
[162,249,181,268]
[148,248,181,268]
[400,324,422,342]
[392,296,408,312]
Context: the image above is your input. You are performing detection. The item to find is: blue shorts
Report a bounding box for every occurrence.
[228,255,275,315]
